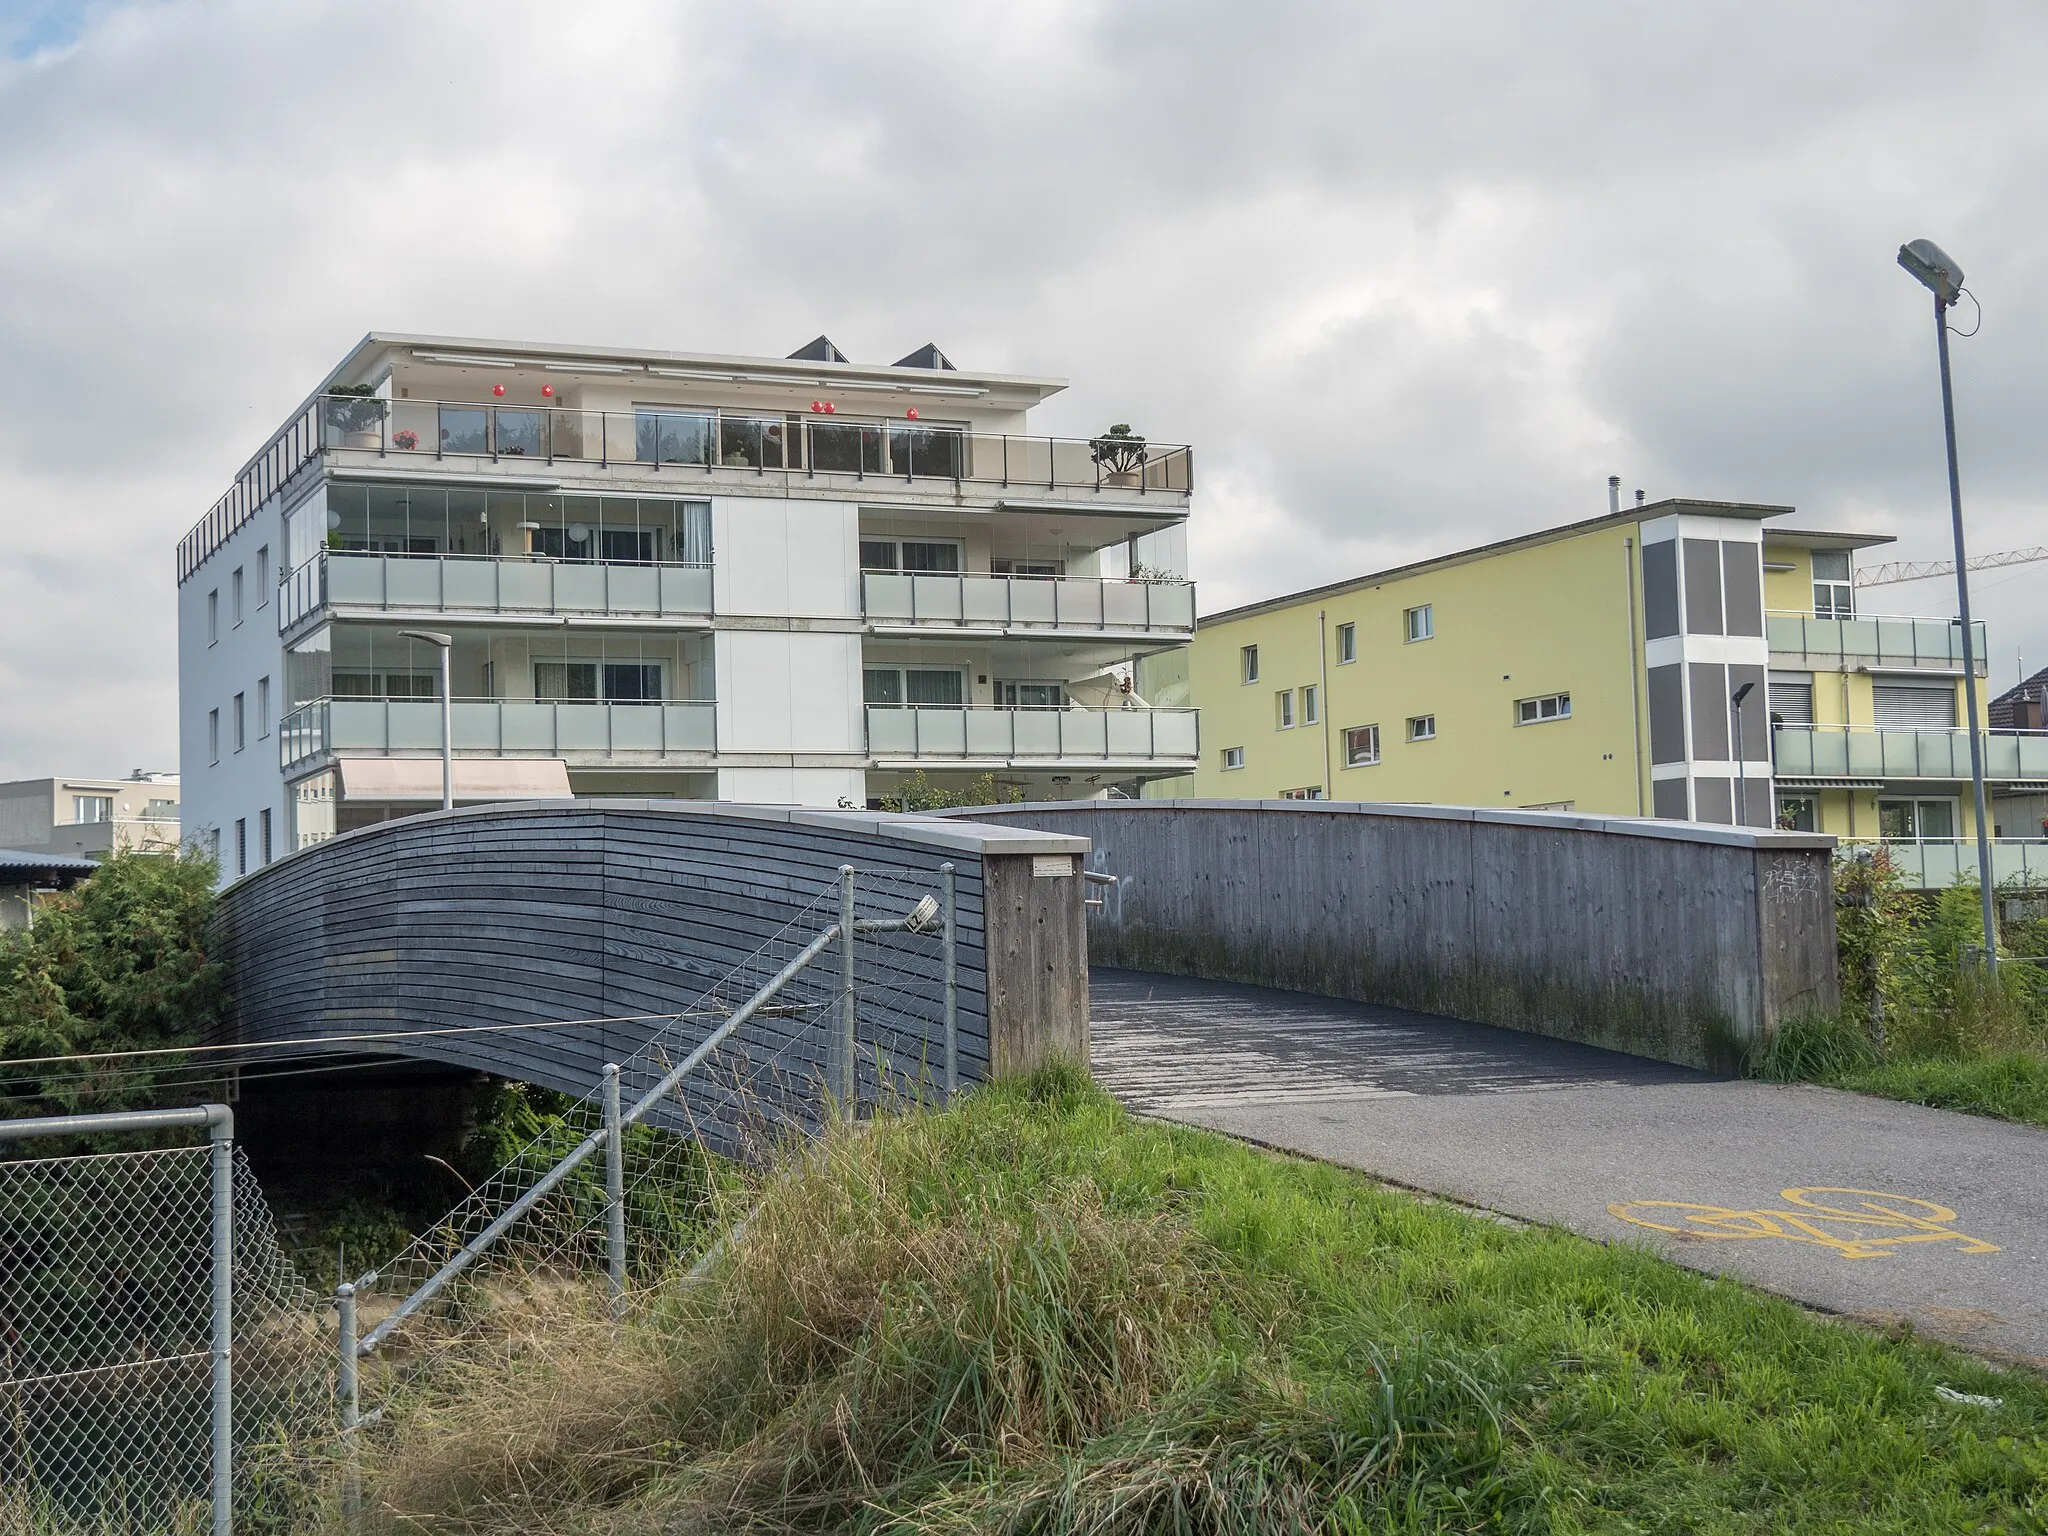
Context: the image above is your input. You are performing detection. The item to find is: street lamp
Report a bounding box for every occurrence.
[397,629,454,812]
[1897,237,1997,975]
[1730,680,1755,827]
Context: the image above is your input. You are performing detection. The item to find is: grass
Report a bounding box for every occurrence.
[1753,1009,2048,1131]
[338,1064,2048,1534]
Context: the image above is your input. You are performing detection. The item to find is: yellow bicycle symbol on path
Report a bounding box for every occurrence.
[1607,1187,2000,1261]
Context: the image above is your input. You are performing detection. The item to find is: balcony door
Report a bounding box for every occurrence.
[994,681,1066,708]
[864,667,964,706]
[1877,798,1958,840]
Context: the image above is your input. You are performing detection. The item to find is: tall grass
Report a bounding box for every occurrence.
[335,1065,2047,1534]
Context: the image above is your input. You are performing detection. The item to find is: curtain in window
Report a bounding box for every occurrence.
[678,502,712,565]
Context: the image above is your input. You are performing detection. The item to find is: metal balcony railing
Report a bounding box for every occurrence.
[865,704,1198,763]
[1772,725,2048,782]
[279,549,713,631]
[1840,838,2048,890]
[280,698,716,770]
[861,571,1195,634]
[315,395,1193,495]
[1766,612,1987,673]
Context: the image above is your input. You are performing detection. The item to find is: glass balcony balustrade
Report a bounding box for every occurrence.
[280,548,713,630]
[317,394,1194,495]
[860,571,1196,635]
[1838,838,2048,890]
[864,704,1198,763]
[280,697,716,770]
[1766,612,1988,673]
[1773,725,2048,782]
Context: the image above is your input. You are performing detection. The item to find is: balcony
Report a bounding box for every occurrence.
[281,698,716,770]
[318,395,1193,498]
[1766,612,1986,674]
[865,705,1198,766]
[1773,725,2048,783]
[279,549,712,632]
[861,572,1195,637]
[1841,839,2048,890]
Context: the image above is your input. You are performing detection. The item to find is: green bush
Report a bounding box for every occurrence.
[0,849,228,1117]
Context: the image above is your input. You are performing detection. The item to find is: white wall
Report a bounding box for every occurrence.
[716,766,867,806]
[715,631,863,756]
[178,497,288,880]
[712,496,857,618]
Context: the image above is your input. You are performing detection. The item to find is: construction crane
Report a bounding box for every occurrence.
[1855,546,2048,587]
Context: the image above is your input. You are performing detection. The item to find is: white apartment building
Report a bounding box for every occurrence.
[0,773,180,859]
[177,334,1197,878]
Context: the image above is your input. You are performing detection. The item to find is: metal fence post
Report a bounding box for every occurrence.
[940,862,958,1100]
[839,864,857,1122]
[208,1112,235,1536]
[603,1063,625,1315]
[336,1281,360,1520]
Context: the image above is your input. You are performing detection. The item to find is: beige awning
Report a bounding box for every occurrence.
[335,758,573,803]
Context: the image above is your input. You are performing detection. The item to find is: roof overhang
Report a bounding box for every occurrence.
[1763,527,1899,553]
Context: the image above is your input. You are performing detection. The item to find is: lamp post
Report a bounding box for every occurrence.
[1897,238,1997,975]
[1730,680,1755,826]
[397,629,454,812]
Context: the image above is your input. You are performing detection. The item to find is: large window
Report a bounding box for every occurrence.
[864,667,965,705]
[320,485,710,566]
[534,661,666,702]
[1777,796,1817,832]
[1812,550,1854,618]
[72,795,112,824]
[1343,724,1380,767]
[1872,683,1957,729]
[635,407,713,466]
[860,539,962,573]
[994,681,1066,707]
[1878,798,1957,841]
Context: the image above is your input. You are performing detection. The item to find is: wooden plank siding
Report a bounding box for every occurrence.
[211,801,1085,1146]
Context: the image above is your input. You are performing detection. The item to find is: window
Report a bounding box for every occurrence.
[863,667,964,705]
[1336,623,1356,664]
[1404,604,1433,642]
[259,808,273,866]
[1343,724,1380,767]
[1777,796,1817,833]
[256,546,270,605]
[1241,645,1259,684]
[1302,685,1319,725]
[232,566,244,627]
[232,692,245,752]
[1276,690,1295,729]
[1220,746,1245,771]
[334,670,437,699]
[207,590,218,644]
[1408,714,1436,742]
[208,709,220,764]
[1872,683,1956,729]
[1812,550,1854,618]
[1769,677,1814,726]
[533,661,666,702]
[634,406,713,466]
[1878,798,1958,842]
[1516,692,1571,725]
[257,676,270,738]
[859,539,962,573]
[72,794,112,824]
[991,557,1063,577]
[1279,786,1325,800]
[206,828,220,865]
[994,681,1066,707]
[234,818,247,877]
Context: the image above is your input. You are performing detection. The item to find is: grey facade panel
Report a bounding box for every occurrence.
[1693,775,1734,825]
[1652,776,1690,820]
[1648,663,1686,765]
[1689,661,1730,760]
[1682,538,1723,636]
[1721,540,1763,637]
[1642,541,1679,640]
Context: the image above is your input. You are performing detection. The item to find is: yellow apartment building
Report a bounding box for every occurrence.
[1166,498,2048,888]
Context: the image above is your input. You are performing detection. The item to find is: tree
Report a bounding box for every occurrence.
[0,850,229,1116]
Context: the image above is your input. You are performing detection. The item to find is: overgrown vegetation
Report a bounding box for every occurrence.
[337,1067,2047,1534]
[0,849,227,1116]
[1753,848,2048,1127]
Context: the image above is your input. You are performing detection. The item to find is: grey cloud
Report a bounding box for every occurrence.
[3,0,2047,778]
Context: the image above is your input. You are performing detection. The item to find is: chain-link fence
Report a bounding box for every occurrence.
[0,1109,327,1535]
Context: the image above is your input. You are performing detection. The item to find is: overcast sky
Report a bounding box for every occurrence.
[3,0,2045,781]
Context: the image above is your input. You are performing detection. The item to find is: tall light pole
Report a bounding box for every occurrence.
[1897,238,1997,974]
[398,629,454,812]
[1730,680,1754,826]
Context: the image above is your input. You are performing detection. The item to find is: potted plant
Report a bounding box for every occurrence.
[324,383,388,449]
[1090,423,1147,487]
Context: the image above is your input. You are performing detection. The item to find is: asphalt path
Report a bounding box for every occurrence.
[1091,969,2048,1366]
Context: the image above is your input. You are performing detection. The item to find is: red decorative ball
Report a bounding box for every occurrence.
[540,384,555,398]
[823,401,836,414]
[492,383,506,397]
[905,407,920,420]
[811,400,823,413]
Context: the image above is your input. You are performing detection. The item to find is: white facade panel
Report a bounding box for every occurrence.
[711,497,858,619]
[715,631,863,755]
[716,766,866,806]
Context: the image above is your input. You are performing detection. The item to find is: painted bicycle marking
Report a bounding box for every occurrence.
[1607,1187,2000,1261]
